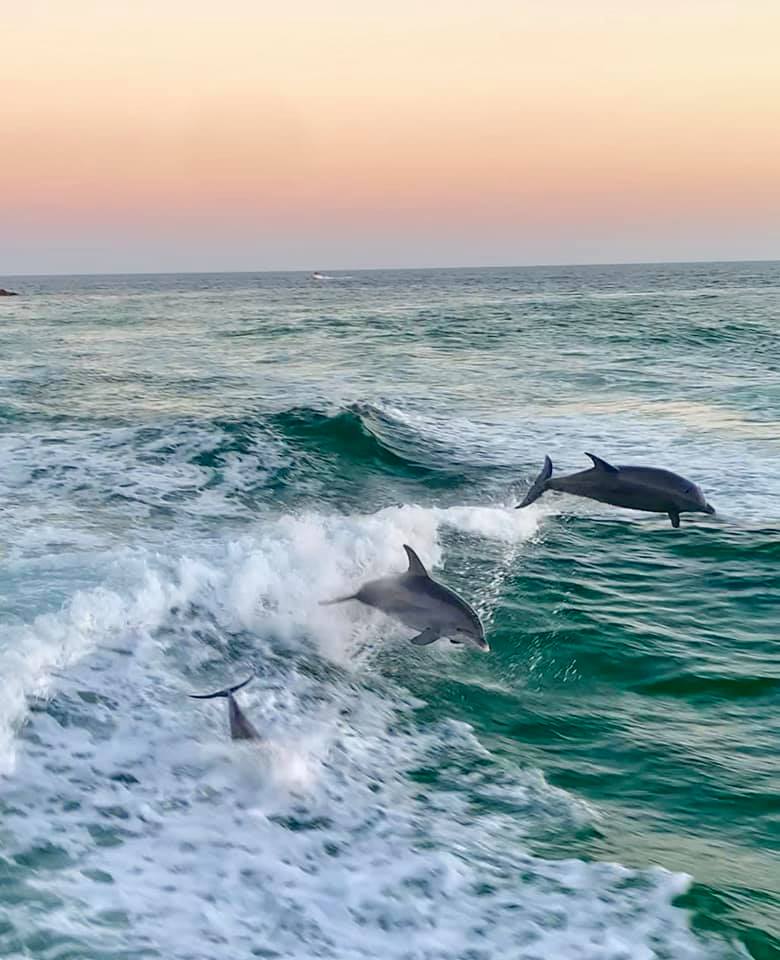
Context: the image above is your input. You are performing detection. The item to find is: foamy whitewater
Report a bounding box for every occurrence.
[1,264,776,958]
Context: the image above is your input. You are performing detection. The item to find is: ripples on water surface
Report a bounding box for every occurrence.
[0,262,778,959]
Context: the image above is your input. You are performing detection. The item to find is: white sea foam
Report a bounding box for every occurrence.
[0,503,733,958]
[0,502,537,772]
[0,422,291,546]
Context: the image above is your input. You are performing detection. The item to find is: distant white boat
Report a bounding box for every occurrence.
[311,272,352,281]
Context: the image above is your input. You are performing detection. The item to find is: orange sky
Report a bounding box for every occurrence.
[2,0,779,272]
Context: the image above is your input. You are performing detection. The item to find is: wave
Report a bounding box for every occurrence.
[0,502,540,770]
[0,404,508,553]
[634,671,780,699]
[0,501,728,959]
[268,402,480,479]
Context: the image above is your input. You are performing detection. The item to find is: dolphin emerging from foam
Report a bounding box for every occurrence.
[320,544,488,650]
[189,675,260,741]
[517,453,715,528]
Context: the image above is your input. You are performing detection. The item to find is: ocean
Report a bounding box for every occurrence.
[0,262,777,959]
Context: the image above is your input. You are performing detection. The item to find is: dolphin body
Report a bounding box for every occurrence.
[189,675,260,740]
[321,544,488,650]
[517,453,715,528]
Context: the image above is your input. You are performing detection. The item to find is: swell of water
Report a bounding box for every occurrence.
[0,263,778,959]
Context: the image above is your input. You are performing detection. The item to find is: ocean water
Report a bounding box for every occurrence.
[0,262,778,960]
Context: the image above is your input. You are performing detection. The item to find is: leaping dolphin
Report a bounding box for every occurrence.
[321,544,488,650]
[189,675,260,740]
[517,453,715,528]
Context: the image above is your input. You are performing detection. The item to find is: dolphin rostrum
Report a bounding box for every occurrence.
[189,675,260,740]
[517,453,715,528]
[320,544,488,650]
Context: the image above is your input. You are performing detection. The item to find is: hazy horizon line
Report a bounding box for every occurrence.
[4,255,779,280]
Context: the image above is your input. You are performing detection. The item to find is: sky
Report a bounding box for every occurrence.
[2,0,779,274]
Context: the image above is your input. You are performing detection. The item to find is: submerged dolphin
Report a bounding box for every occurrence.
[321,544,488,650]
[517,453,715,528]
[189,675,260,741]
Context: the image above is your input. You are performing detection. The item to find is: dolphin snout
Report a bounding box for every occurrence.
[704,502,716,515]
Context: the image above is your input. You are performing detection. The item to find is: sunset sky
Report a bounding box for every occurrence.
[2,0,779,273]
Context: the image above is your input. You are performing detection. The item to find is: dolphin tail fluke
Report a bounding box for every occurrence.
[188,675,254,700]
[516,455,553,508]
[320,593,357,607]
[319,592,359,606]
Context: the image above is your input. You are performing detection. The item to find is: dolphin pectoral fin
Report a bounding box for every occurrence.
[585,452,619,474]
[409,626,440,646]
[516,455,553,508]
[668,510,680,528]
[403,545,429,578]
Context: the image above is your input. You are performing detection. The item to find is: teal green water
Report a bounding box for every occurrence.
[0,263,778,959]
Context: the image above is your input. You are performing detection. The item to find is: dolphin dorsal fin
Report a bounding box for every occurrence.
[585,452,619,474]
[403,544,429,577]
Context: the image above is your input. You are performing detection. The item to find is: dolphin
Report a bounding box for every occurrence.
[320,544,488,650]
[516,453,715,528]
[188,675,260,740]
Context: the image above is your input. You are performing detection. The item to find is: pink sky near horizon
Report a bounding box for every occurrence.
[2,0,779,273]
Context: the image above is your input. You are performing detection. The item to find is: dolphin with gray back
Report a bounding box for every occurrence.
[517,453,715,528]
[320,544,488,650]
[189,675,260,740]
